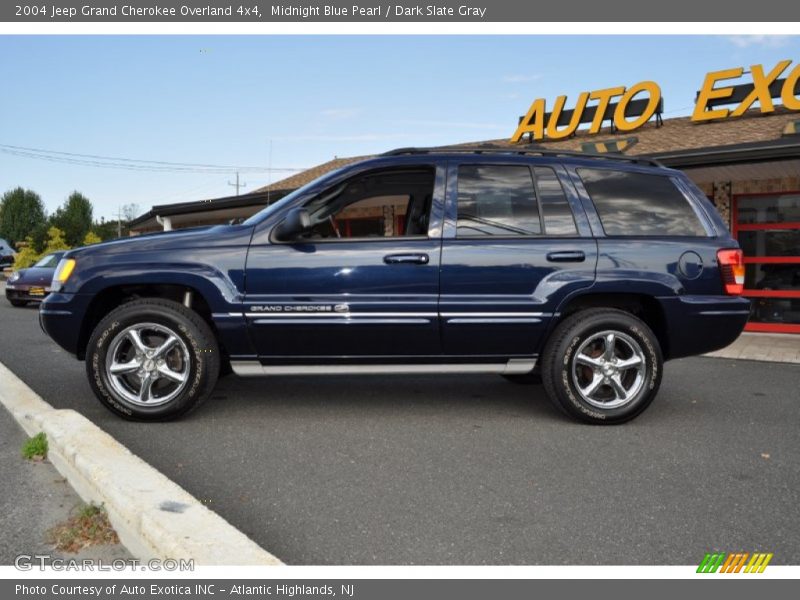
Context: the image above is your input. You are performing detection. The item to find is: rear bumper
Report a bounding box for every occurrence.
[659,295,751,359]
[39,292,90,358]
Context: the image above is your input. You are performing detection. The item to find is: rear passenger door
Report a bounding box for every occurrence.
[439,159,598,357]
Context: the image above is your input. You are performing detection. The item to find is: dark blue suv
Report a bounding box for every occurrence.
[40,147,750,424]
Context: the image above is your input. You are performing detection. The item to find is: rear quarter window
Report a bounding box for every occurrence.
[578,168,708,237]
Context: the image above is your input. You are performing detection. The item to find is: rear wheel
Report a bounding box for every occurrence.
[8,299,27,307]
[541,308,662,424]
[86,298,220,421]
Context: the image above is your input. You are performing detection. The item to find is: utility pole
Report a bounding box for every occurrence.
[117,205,122,238]
[228,172,247,196]
[267,139,273,206]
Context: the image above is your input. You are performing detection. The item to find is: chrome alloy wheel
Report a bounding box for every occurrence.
[105,323,191,407]
[570,330,646,409]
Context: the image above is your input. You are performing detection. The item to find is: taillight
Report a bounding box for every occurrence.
[717,249,745,295]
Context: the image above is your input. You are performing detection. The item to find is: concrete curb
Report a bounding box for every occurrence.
[0,360,283,565]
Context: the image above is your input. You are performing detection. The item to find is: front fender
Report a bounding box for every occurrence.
[42,242,250,359]
[69,258,244,311]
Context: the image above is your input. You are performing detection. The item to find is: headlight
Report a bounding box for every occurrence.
[8,271,20,283]
[51,258,76,291]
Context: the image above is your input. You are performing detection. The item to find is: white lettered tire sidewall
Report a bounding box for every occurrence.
[86,299,220,421]
[542,309,663,424]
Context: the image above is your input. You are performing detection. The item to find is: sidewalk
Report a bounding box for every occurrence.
[705,332,800,364]
[0,407,130,564]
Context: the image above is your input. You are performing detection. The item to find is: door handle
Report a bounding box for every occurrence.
[546,250,586,263]
[383,253,430,265]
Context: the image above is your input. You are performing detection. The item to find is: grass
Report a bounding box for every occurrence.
[21,432,48,461]
[48,503,120,553]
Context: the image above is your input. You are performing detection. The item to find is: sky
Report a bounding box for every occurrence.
[0,34,798,220]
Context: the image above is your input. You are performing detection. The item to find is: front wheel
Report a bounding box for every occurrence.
[86,298,220,421]
[541,309,663,424]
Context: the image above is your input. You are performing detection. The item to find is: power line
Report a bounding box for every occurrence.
[0,143,306,174]
[0,147,246,173]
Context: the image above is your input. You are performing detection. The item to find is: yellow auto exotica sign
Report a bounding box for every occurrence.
[511,59,800,143]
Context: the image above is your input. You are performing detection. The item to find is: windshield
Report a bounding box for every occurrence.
[243,165,353,225]
[33,254,61,268]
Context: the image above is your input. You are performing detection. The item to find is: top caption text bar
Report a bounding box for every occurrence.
[3,0,800,22]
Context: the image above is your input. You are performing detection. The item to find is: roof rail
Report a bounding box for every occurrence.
[381,145,665,168]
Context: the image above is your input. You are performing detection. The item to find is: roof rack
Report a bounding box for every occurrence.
[381,145,665,168]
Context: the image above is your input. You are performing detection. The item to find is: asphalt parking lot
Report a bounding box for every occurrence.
[0,293,798,565]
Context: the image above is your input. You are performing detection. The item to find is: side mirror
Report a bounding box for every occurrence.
[274,207,311,241]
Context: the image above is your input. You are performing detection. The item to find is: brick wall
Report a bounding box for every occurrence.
[732,177,800,195]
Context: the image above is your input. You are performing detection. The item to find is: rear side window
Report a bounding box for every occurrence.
[533,167,578,236]
[579,169,708,237]
[457,165,541,237]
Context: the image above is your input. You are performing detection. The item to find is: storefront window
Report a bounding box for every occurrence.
[734,193,800,333]
[736,194,800,224]
[739,229,800,257]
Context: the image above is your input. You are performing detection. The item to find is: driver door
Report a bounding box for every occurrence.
[244,163,446,362]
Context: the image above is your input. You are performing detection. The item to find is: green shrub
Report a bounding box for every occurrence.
[22,432,48,460]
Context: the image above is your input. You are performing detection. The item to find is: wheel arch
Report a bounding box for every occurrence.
[76,282,221,361]
[551,292,671,360]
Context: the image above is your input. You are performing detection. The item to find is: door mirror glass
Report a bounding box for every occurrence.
[274,207,311,241]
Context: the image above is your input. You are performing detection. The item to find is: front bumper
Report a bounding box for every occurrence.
[39,291,90,358]
[5,285,51,303]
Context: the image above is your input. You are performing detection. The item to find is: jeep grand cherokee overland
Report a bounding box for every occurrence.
[40,147,749,424]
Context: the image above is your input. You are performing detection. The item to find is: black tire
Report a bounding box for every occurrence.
[8,299,27,307]
[502,372,542,385]
[218,357,234,378]
[85,298,220,421]
[541,308,662,424]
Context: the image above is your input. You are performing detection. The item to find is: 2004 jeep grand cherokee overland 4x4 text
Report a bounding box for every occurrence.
[40,147,750,424]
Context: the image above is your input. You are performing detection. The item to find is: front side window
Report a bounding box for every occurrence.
[456,165,541,237]
[300,167,434,240]
[579,168,707,237]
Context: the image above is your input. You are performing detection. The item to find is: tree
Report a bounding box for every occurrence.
[42,226,70,254]
[50,191,93,247]
[92,206,138,241]
[12,227,72,270]
[121,203,140,221]
[0,188,46,247]
[29,221,50,253]
[92,219,126,241]
[82,231,102,246]
[12,237,40,270]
